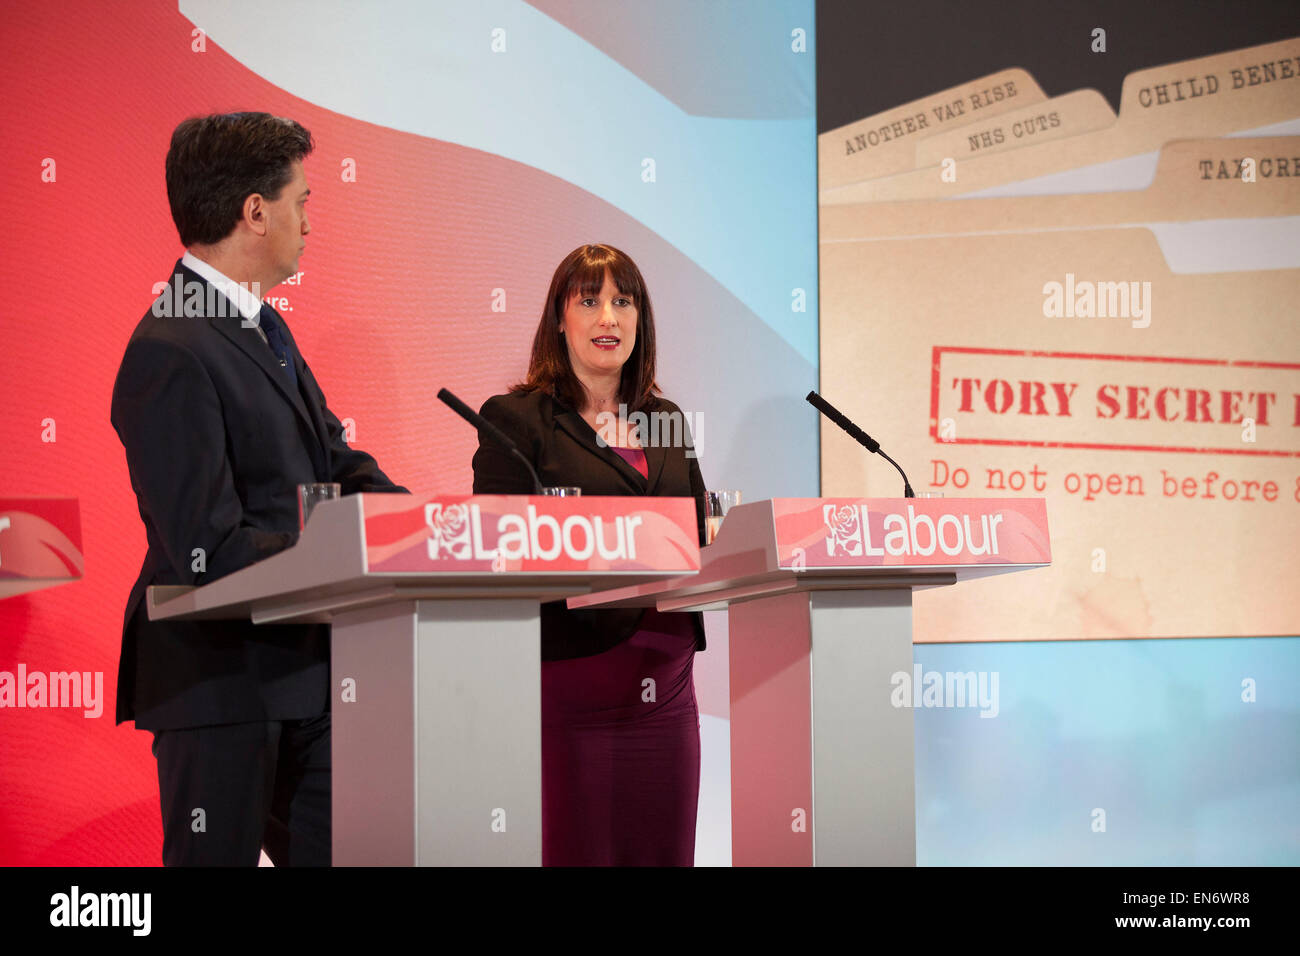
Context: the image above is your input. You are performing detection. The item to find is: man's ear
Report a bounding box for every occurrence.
[242,193,268,237]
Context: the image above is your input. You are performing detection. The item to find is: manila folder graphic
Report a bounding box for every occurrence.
[819,225,1299,642]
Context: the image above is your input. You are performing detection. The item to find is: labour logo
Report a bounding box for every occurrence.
[823,503,863,556]
[424,503,472,559]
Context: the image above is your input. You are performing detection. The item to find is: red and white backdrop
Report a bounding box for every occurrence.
[0,0,818,864]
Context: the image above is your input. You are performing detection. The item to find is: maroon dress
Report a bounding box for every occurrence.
[540,446,702,866]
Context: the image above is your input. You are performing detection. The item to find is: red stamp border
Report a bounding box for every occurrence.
[929,346,1300,458]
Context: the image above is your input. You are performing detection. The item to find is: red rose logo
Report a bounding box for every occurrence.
[823,504,863,557]
[425,503,472,559]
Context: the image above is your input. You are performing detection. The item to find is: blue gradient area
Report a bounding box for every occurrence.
[180,0,819,365]
[913,637,1300,865]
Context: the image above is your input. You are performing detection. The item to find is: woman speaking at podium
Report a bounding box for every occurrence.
[472,243,708,866]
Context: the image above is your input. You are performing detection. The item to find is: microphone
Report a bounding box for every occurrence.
[437,388,544,494]
[806,391,915,498]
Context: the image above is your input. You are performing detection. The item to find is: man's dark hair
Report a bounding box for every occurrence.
[165,112,314,247]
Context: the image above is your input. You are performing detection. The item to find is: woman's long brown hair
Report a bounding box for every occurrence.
[512,243,660,413]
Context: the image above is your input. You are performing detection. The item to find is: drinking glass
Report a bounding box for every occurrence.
[704,490,742,545]
[298,482,341,529]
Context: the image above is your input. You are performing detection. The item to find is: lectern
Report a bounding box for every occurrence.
[570,497,1051,866]
[149,492,700,866]
[0,498,83,599]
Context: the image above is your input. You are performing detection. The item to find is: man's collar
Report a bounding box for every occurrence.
[180,250,263,322]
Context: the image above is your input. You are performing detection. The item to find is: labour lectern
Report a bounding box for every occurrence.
[0,498,83,599]
[570,497,1051,866]
[148,492,700,866]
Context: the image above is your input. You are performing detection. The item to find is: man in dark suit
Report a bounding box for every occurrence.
[110,112,406,866]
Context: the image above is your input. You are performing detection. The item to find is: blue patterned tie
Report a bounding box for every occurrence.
[257,304,298,389]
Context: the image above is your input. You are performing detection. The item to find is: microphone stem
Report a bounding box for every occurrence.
[877,449,915,498]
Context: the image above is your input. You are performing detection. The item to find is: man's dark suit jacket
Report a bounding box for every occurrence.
[471,388,707,661]
[110,259,406,731]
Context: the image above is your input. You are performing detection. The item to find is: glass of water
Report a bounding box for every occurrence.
[298,482,341,529]
[703,490,741,545]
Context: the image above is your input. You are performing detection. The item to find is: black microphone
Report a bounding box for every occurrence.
[806,390,915,498]
[437,388,544,494]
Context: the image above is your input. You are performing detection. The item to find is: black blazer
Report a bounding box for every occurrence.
[110,259,406,730]
[471,389,707,661]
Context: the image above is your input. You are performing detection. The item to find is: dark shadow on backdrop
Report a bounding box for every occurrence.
[817,0,1299,132]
